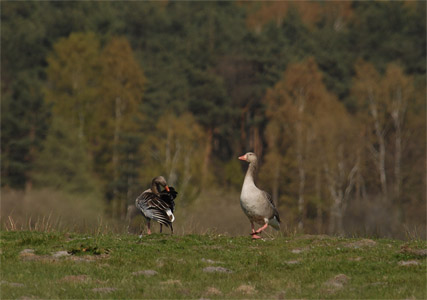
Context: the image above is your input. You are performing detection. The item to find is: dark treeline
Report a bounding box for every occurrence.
[1,1,425,238]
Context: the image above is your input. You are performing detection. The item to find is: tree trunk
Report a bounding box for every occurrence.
[271,153,280,205]
[25,124,36,193]
[296,121,305,231]
[393,120,402,200]
[368,92,388,202]
[253,126,263,158]
[168,140,180,186]
[391,86,407,222]
[296,89,306,231]
[315,166,322,234]
[202,128,213,188]
[113,96,122,218]
[240,106,248,153]
[391,86,404,201]
[78,111,85,141]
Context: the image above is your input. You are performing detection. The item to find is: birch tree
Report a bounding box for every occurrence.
[142,113,206,206]
[314,97,359,235]
[381,64,413,202]
[264,58,326,230]
[352,60,388,203]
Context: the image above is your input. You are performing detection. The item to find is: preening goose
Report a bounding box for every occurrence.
[238,152,281,239]
[135,176,178,235]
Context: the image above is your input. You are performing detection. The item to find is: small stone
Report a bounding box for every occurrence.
[201,258,223,264]
[52,251,70,258]
[285,260,300,265]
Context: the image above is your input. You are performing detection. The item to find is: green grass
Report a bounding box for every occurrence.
[1,231,426,299]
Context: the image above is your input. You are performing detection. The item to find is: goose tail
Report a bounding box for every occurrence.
[268,216,280,230]
[166,209,175,222]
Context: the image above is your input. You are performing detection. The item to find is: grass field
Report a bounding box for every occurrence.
[0,231,426,299]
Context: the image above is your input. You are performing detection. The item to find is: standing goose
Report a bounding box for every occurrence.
[238,152,281,239]
[135,176,178,235]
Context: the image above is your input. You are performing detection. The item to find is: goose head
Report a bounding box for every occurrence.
[151,176,170,194]
[238,152,257,164]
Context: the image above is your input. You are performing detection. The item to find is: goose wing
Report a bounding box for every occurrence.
[262,190,281,223]
[136,192,174,226]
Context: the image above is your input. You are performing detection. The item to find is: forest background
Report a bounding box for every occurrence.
[1,1,426,239]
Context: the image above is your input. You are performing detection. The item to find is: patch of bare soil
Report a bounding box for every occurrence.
[348,256,362,261]
[52,251,70,258]
[160,279,182,286]
[234,284,256,295]
[19,249,38,260]
[398,260,421,266]
[323,274,350,293]
[203,266,233,273]
[344,239,377,249]
[201,258,223,264]
[19,248,105,263]
[205,287,222,296]
[291,247,309,254]
[132,270,158,276]
[68,254,109,262]
[399,245,427,257]
[275,290,287,300]
[59,275,89,283]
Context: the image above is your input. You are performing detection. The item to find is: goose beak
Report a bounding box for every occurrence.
[165,185,170,192]
[238,155,247,161]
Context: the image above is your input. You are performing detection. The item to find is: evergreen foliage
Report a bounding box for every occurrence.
[32,117,97,194]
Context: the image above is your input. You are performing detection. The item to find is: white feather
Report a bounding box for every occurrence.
[166,209,175,222]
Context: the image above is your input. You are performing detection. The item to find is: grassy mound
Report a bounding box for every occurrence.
[1,231,426,299]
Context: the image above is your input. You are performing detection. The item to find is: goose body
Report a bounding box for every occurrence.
[239,152,280,239]
[135,176,178,235]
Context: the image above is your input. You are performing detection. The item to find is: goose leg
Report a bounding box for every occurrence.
[254,223,269,235]
[147,220,152,235]
[250,222,262,239]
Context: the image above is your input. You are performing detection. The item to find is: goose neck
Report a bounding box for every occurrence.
[151,182,160,194]
[244,161,257,184]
